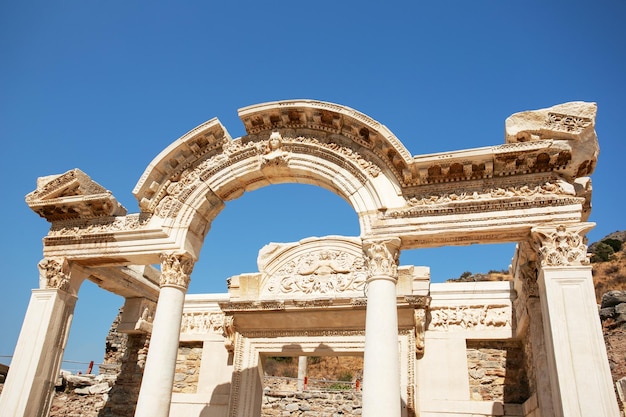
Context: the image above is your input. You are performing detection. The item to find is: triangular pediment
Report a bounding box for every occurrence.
[26,169,126,221]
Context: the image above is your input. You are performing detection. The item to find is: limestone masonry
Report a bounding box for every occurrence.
[0,100,620,417]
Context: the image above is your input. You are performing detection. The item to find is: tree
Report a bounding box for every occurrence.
[591,242,615,263]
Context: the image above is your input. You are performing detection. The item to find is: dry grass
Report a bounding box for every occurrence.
[593,248,626,303]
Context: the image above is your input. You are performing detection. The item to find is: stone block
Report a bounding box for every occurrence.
[601,291,626,308]
[616,377,626,403]
[599,306,615,320]
[614,303,626,323]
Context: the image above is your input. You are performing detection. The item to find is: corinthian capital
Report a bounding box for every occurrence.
[38,258,70,291]
[362,237,401,279]
[159,253,195,289]
[531,223,594,267]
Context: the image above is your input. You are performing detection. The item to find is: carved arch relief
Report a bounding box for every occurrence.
[132,102,410,240]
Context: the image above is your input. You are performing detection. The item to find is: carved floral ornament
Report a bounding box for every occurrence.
[47,213,152,237]
[159,253,195,289]
[38,258,71,291]
[362,238,401,279]
[404,181,573,207]
[531,223,593,267]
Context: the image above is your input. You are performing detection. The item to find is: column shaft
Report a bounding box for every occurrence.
[363,277,401,416]
[362,238,401,417]
[134,286,186,417]
[134,253,193,417]
[297,356,307,391]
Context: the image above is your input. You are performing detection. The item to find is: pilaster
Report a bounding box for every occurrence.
[134,252,194,417]
[531,223,620,417]
[513,242,555,417]
[0,258,84,417]
[362,237,402,417]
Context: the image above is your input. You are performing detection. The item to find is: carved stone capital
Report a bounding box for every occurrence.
[362,237,401,280]
[159,253,194,289]
[531,223,594,267]
[38,258,71,291]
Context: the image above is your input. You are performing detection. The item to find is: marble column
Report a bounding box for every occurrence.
[361,238,401,417]
[134,253,194,417]
[0,258,84,417]
[532,223,620,417]
[297,356,308,391]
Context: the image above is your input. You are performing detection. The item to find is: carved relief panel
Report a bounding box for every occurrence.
[257,236,368,300]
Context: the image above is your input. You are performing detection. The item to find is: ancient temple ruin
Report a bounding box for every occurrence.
[0,100,620,417]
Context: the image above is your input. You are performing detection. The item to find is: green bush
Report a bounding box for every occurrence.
[337,371,353,382]
[602,238,623,253]
[591,242,614,263]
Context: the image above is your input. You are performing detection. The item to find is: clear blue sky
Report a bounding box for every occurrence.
[1,1,625,372]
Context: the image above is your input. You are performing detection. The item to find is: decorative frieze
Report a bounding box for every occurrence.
[385,196,583,219]
[159,253,194,289]
[385,180,581,219]
[404,295,432,308]
[220,301,286,312]
[429,305,511,331]
[180,311,225,335]
[38,258,70,291]
[531,223,593,267]
[406,181,572,207]
[545,112,593,134]
[47,213,152,237]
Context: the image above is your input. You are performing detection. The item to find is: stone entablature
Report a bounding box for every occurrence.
[26,100,598,266]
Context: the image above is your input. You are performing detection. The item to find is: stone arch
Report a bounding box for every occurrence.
[133,100,411,258]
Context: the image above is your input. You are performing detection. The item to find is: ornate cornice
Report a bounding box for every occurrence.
[159,253,194,289]
[531,223,594,267]
[26,169,127,222]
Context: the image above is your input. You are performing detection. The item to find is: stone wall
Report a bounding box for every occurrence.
[173,342,203,393]
[262,390,362,416]
[98,333,149,417]
[466,340,529,404]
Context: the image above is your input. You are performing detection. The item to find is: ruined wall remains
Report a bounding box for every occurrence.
[466,340,529,404]
[173,342,203,393]
[262,390,362,417]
